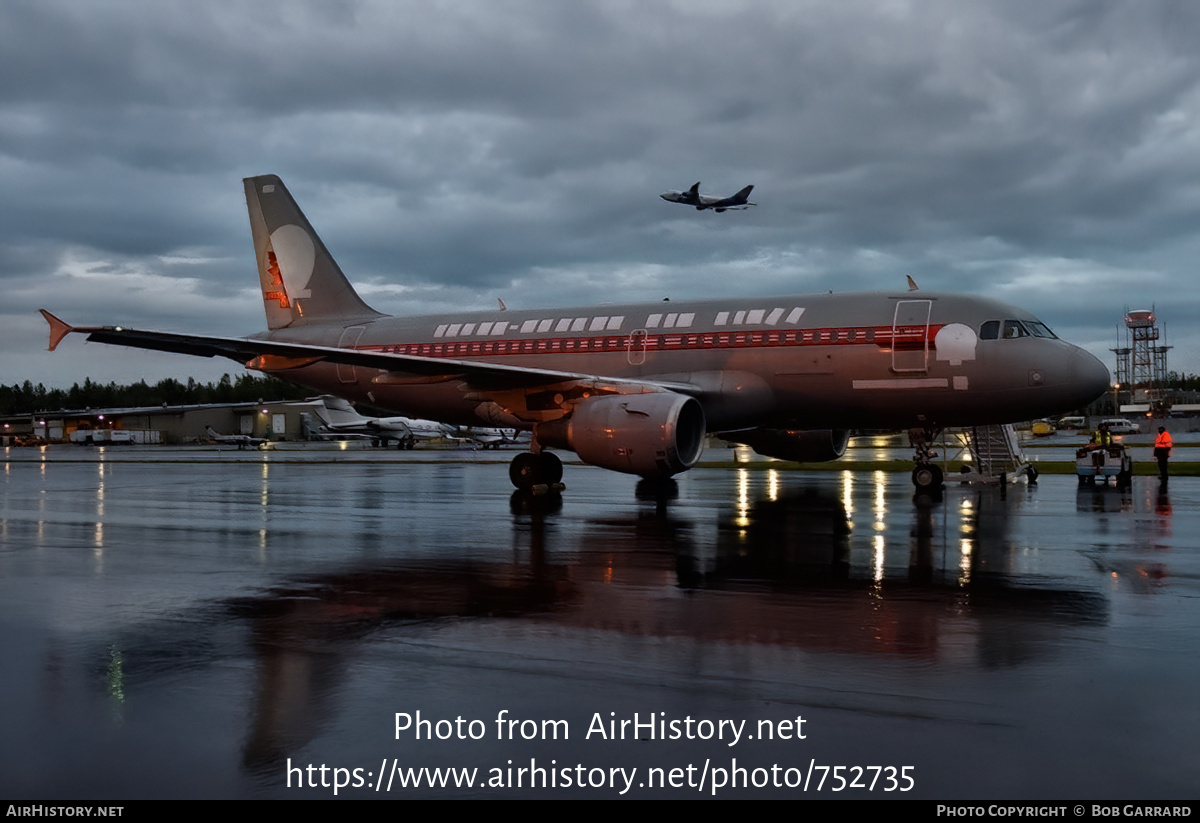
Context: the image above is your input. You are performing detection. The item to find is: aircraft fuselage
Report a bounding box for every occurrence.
[258,290,1109,434]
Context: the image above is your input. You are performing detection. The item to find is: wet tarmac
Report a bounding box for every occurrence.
[1,447,1197,798]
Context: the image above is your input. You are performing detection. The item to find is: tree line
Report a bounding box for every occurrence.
[0,374,311,417]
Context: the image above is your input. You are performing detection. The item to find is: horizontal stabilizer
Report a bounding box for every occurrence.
[39,309,93,352]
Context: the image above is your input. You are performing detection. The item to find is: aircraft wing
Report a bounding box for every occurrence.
[41,310,697,396]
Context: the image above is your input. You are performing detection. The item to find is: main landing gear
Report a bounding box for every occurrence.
[509,450,564,491]
[908,426,944,493]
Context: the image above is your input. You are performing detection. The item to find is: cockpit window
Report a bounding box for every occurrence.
[1024,321,1057,339]
[1002,320,1029,339]
[982,318,1058,340]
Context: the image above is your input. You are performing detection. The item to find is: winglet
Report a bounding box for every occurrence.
[39,309,76,351]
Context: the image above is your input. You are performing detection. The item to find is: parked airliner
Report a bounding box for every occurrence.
[42,175,1109,492]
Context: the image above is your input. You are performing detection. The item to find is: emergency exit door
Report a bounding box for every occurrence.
[337,325,367,384]
[891,300,931,373]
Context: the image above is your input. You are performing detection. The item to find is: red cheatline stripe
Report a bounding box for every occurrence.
[354,325,945,358]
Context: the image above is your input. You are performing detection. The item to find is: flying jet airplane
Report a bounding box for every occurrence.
[307,395,450,448]
[41,175,1109,492]
[660,182,755,212]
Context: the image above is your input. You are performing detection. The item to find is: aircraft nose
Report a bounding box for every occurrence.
[1068,345,1110,407]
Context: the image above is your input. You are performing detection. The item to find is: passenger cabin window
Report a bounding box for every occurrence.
[981,320,999,340]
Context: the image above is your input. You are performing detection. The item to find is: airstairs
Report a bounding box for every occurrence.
[945,424,1036,485]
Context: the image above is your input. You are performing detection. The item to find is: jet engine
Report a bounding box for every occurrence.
[537,393,706,479]
[724,428,850,463]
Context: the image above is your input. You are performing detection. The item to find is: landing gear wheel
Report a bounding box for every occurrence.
[509,451,563,490]
[510,453,540,489]
[912,464,943,492]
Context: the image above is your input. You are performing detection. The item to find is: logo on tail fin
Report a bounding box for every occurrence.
[261,224,315,310]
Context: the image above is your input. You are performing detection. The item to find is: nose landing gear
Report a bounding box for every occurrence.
[911,463,944,492]
[909,426,945,492]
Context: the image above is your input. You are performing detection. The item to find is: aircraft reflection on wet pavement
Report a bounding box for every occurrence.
[5,452,1195,798]
[33,475,1111,777]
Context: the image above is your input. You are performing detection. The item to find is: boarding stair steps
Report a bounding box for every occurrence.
[948,424,1035,485]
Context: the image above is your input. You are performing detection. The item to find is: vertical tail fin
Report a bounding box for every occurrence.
[244,175,384,330]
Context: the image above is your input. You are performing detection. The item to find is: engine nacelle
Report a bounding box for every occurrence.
[725,428,850,463]
[538,393,706,479]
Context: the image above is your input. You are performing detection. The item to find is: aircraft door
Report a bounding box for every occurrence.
[627,329,648,365]
[337,325,367,384]
[891,300,931,373]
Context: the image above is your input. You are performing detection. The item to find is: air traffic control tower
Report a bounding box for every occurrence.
[1111,308,1171,413]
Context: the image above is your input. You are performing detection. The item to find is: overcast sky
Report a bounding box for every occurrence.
[5,0,1200,390]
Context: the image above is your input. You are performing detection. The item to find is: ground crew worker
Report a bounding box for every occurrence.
[1154,426,1173,481]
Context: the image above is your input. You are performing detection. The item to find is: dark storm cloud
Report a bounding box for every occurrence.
[5,0,1200,386]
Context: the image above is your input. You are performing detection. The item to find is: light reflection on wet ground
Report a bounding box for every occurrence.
[0,450,1196,798]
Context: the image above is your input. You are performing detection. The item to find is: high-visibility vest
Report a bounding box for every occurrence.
[1155,431,1173,450]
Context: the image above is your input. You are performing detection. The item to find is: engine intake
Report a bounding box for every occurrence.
[538,393,706,478]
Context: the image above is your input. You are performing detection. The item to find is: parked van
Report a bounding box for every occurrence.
[1098,418,1140,435]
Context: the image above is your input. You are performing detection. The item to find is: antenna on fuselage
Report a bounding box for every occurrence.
[906,275,919,291]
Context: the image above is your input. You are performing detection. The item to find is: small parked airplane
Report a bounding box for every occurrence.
[306,395,451,448]
[448,425,527,450]
[42,175,1109,493]
[204,426,267,449]
[660,182,755,212]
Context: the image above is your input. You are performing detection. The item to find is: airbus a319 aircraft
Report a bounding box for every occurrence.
[660,182,755,212]
[42,175,1108,492]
